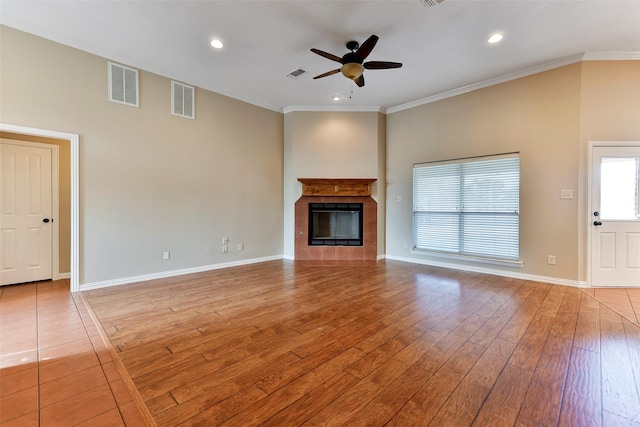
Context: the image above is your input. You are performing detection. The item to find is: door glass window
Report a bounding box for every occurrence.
[600,157,640,220]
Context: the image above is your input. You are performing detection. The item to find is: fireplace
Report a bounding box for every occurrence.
[295,178,377,261]
[309,203,363,246]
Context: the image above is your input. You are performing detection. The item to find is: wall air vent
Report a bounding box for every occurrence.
[171,81,195,119]
[286,68,306,78]
[108,62,139,107]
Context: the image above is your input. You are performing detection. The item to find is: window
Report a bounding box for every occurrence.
[600,156,640,220]
[413,153,520,262]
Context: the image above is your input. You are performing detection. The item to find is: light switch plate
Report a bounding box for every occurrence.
[560,189,573,199]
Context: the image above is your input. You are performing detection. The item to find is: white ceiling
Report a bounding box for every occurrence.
[1,0,639,112]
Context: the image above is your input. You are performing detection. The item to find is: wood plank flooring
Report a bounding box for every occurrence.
[82,260,640,426]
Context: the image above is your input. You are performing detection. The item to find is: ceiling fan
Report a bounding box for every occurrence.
[310,35,402,87]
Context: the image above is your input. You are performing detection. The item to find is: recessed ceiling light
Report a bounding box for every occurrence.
[488,33,503,44]
[210,39,224,49]
[331,95,342,101]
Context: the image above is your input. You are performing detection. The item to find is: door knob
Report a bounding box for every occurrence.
[593,211,600,217]
[42,218,50,223]
[593,221,602,226]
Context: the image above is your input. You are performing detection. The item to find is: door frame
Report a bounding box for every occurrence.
[587,140,640,287]
[0,123,79,292]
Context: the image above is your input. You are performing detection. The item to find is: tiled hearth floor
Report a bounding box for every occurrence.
[0,279,152,426]
[581,287,640,326]
[1,278,638,426]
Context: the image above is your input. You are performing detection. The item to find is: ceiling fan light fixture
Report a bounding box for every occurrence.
[340,63,365,80]
[210,39,224,49]
[311,35,401,88]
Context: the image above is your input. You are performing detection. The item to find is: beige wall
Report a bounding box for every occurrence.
[1,133,71,274]
[387,61,640,283]
[577,61,640,281]
[387,64,583,281]
[283,111,386,257]
[0,26,284,285]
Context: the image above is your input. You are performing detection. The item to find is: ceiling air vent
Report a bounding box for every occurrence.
[420,0,445,7]
[108,62,139,107]
[171,81,195,119]
[286,68,306,78]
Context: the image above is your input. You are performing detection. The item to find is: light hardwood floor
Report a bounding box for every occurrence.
[80,260,640,426]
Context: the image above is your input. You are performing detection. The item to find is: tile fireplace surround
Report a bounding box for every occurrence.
[295,179,377,261]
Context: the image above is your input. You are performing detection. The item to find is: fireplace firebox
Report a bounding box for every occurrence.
[308,203,363,246]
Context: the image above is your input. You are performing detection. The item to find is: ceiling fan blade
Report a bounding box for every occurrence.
[364,61,403,70]
[354,75,365,87]
[313,69,341,79]
[310,48,342,63]
[354,35,379,61]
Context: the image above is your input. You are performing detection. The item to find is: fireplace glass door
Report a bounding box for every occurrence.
[309,203,363,246]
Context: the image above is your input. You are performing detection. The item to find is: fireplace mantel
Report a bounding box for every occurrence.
[298,178,376,197]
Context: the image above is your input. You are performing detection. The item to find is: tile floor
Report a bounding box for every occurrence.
[1,278,638,426]
[582,287,640,325]
[0,279,151,426]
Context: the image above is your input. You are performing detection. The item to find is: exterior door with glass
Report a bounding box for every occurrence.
[590,144,640,287]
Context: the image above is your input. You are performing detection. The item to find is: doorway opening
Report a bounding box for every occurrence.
[0,123,79,292]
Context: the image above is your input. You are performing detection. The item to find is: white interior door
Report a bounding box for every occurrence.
[1,142,53,285]
[590,145,640,287]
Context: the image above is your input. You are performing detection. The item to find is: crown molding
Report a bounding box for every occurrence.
[582,51,640,61]
[283,105,386,114]
[388,51,640,114]
[387,53,587,114]
[297,51,640,115]
[4,17,637,116]
[210,90,282,112]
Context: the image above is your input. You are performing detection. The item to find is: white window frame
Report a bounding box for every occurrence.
[412,152,522,267]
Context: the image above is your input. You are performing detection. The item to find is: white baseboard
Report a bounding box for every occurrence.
[79,253,587,292]
[383,255,587,288]
[56,272,71,280]
[80,255,284,291]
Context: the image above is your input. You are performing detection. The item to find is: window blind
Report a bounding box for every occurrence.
[413,153,520,261]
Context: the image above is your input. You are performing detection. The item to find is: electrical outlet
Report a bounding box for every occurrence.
[403,241,409,249]
[163,251,170,260]
[222,245,228,254]
[547,255,556,265]
[237,243,243,251]
[222,236,229,244]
